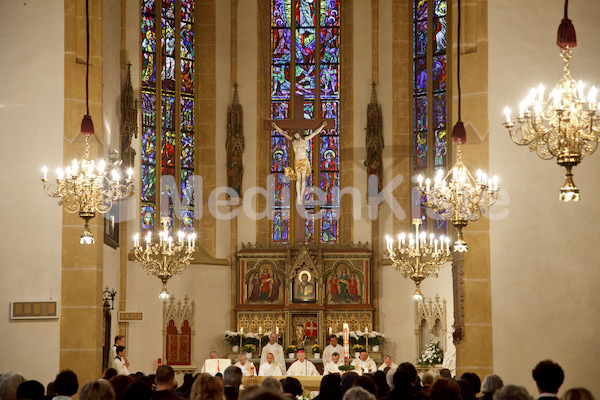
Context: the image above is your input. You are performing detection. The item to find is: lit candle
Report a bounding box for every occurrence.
[146,232,152,243]
[127,167,133,180]
[588,86,597,109]
[519,100,525,117]
[133,233,139,247]
[343,323,349,361]
[365,327,368,334]
[429,233,434,246]
[504,106,511,123]
[537,84,545,102]
[400,233,405,246]
[240,327,244,334]
[446,238,450,253]
[57,168,64,180]
[386,235,391,251]
[425,178,431,191]
[98,160,105,172]
[329,327,333,335]
[493,176,499,191]
[577,80,585,99]
[111,169,119,182]
[72,159,78,174]
[276,326,279,335]
[259,327,262,335]
[178,231,184,243]
[417,174,423,187]
[434,239,438,253]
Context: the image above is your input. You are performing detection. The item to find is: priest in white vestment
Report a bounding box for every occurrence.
[234,353,255,376]
[378,355,398,371]
[323,352,344,375]
[287,349,320,376]
[260,332,286,375]
[322,335,343,365]
[351,350,376,375]
[258,353,283,376]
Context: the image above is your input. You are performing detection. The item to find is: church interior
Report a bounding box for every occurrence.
[1,0,600,397]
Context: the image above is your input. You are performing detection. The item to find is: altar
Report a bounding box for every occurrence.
[242,375,323,392]
[234,243,375,351]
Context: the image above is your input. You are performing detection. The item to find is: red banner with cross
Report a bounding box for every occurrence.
[305,322,317,337]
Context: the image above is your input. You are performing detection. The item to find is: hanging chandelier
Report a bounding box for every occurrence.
[385,219,452,300]
[416,0,498,252]
[41,0,134,244]
[132,217,197,299]
[503,0,600,202]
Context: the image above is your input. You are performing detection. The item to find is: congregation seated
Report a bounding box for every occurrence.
[3,357,593,400]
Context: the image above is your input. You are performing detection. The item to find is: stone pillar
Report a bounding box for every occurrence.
[60,0,104,382]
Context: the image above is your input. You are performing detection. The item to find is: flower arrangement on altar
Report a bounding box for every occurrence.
[244,344,256,353]
[366,331,386,346]
[333,330,386,346]
[224,330,243,346]
[286,345,298,353]
[417,339,444,366]
[352,344,364,352]
[312,344,321,354]
[338,365,356,372]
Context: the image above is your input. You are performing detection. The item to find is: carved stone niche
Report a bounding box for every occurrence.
[163,296,196,375]
[414,294,447,358]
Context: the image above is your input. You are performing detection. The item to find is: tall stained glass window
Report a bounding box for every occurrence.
[412,0,447,232]
[141,0,195,234]
[270,0,340,245]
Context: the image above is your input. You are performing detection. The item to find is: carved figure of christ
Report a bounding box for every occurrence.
[264,95,335,204]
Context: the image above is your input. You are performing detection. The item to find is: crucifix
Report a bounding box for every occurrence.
[264,94,335,204]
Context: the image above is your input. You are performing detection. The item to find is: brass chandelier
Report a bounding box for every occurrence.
[41,0,134,244]
[385,219,452,300]
[133,217,197,299]
[416,0,498,252]
[503,0,600,202]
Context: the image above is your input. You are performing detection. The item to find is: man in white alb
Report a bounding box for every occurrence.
[378,355,398,371]
[260,332,286,375]
[113,346,130,376]
[234,353,255,377]
[323,352,344,375]
[351,350,376,375]
[323,334,343,365]
[287,349,320,376]
[258,353,282,376]
[109,335,129,369]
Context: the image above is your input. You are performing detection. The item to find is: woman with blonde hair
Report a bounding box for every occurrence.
[190,374,225,400]
[79,380,116,400]
[560,388,595,400]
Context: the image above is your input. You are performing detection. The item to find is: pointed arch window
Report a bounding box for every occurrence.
[270,0,341,245]
[141,0,195,234]
[412,0,447,232]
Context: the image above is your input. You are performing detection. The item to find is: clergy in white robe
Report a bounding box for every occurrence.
[260,333,286,375]
[322,335,343,365]
[258,353,283,376]
[323,352,344,375]
[287,350,320,376]
[378,355,398,371]
[109,335,126,369]
[234,353,255,377]
[351,351,376,375]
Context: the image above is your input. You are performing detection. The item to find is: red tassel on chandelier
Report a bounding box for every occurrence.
[452,120,466,145]
[557,0,577,48]
[81,115,95,136]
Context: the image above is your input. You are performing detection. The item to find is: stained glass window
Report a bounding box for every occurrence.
[413,0,447,232]
[141,0,195,234]
[270,0,340,245]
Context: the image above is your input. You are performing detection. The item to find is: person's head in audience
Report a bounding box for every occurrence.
[341,372,359,396]
[237,354,247,366]
[269,333,278,345]
[109,375,133,400]
[54,370,79,398]
[114,335,126,347]
[342,386,376,400]
[532,360,565,395]
[356,376,377,397]
[332,353,340,364]
[318,374,342,400]
[124,380,152,400]
[297,349,306,362]
[266,353,275,365]
[420,372,434,393]
[397,362,418,386]
[560,388,595,400]
[457,378,477,400]
[279,377,303,398]
[430,378,462,400]
[16,380,44,400]
[461,372,482,395]
[224,366,242,388]
[239,386,285,400]
[481,374,504,396]
[190,374,224,400]
[439,368,452,379]
[391,370,412,395]
[103,369,118,381]
[79,380,116,400]
[0,371,26,400]
[359,350,369,362]
[155,365,176,391]
[261,377,283,393]
[330,335,338,347]
[493,385,534,400]
[209,351,219,359]
[382,356,393,368]
[372,371,389,397]
[214,373,224,386]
